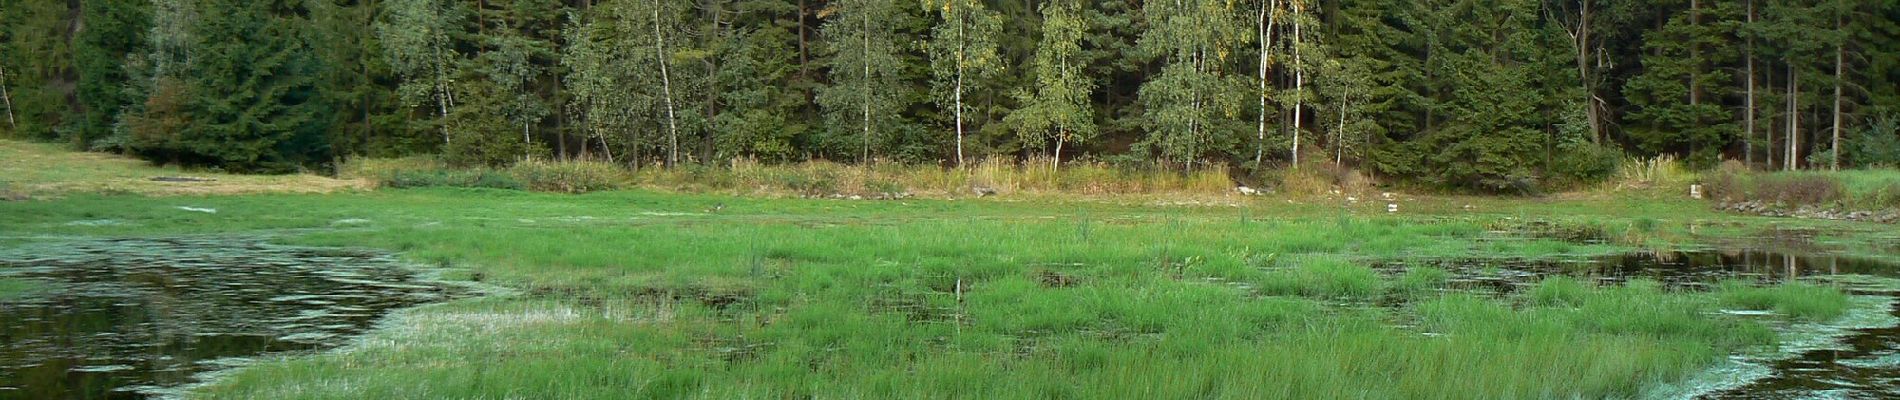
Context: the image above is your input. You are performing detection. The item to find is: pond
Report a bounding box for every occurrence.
[0,238,459,399]
[1383,250,1900,399]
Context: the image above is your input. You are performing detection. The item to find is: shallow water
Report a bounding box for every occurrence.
[0,238,456,399]
[1384,250,1900,399]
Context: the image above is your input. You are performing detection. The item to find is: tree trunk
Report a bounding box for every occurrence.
[654,0,681,167]
[0,65,15,130]
[1291,2,1303,167]
[860,8,872,163]
[705,0,723,164]
[1569,0,1600,144]
[1337,96,1347,167]
[1831,6,1844,171]
[954,6,966,167]
[1787,64,1798,171]
[1053,127,1064,173]
[1744,0,1755,168]
[1255,1,1275,167]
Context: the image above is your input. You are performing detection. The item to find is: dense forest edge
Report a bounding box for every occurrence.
[2,0,1899,194]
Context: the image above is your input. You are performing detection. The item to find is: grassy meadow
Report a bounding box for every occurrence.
[2,141,1896,399]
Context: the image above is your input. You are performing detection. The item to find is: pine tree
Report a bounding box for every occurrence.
[1622,0,1738,167]
[72,0,149,150]
[129,0,333,172]
[715,1,806,162]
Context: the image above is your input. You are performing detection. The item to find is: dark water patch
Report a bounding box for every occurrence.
[1379,250,1900,295]
[1702,289,1900,399]
[1381,250,1900,399]
[0,238,460,399]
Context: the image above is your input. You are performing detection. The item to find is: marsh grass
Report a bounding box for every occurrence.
[0,277,42,300]
[0,189,1867,399]
[1714,279,1852,320]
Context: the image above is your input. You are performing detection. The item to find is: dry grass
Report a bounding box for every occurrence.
[0,140,369,198]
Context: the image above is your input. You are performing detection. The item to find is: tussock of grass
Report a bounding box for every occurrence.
[1391,266,1450,298]
[1715,279,1852,321]
[1526,276,1594,307]
[1255,257,1384,299]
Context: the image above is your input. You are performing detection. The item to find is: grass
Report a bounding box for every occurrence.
[0,140,368,198]
[0,277,42,300]
[1704,168,1900,210]
[0,143,1889,399]
[1714,279,1853,321]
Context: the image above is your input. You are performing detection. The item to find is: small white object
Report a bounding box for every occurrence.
[1381,192,1395,200]
[177,206,217,214]
[1237,186,1260,196]
[1346,196,1359,202]
[1387,203,1399,213]
[1689,184,1703,199]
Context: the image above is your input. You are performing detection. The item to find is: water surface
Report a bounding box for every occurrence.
[0,238,455,399]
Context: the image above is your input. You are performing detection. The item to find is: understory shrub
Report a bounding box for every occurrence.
[506,159,629,193]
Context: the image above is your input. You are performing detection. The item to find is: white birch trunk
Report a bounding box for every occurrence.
[654,0,681,167]
[953,5,966,167]
[1256,1,1277,166]
[1290,2,1303,167]
[861,8,872,163]
[0,65,14,130]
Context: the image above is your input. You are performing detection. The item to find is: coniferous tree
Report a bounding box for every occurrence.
[128,0,333,172]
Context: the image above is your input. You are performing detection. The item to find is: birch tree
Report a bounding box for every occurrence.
[922,0,1001,167]
[1005,0,1092,169]
[379,0,462,145]
[1137,0,1248,169]
[817,0,907,162]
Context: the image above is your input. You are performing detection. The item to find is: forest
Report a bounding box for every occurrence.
[3,0,1899,191]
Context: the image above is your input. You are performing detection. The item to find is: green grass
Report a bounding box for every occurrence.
[0,277,42,300]
[1715,279,1853,321]
[0,185,1884,399]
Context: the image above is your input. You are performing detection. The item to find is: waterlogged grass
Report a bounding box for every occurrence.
[0,189,1879,399]
[1715,279,1853,321]
[0,277,42,300]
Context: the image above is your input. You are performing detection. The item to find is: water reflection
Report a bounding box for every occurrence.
[0,238,455,399]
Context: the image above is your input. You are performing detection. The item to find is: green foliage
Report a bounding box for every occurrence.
[1004,0,1093,161]
[126,0,334,173]
[1848,114,1900,168]
[1621,1,1738,168]
[8,0,1900,189]
[818,0,916,162]
[71,0,150,151]
[923,0,1003,164]
[1135,0,1250,168]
